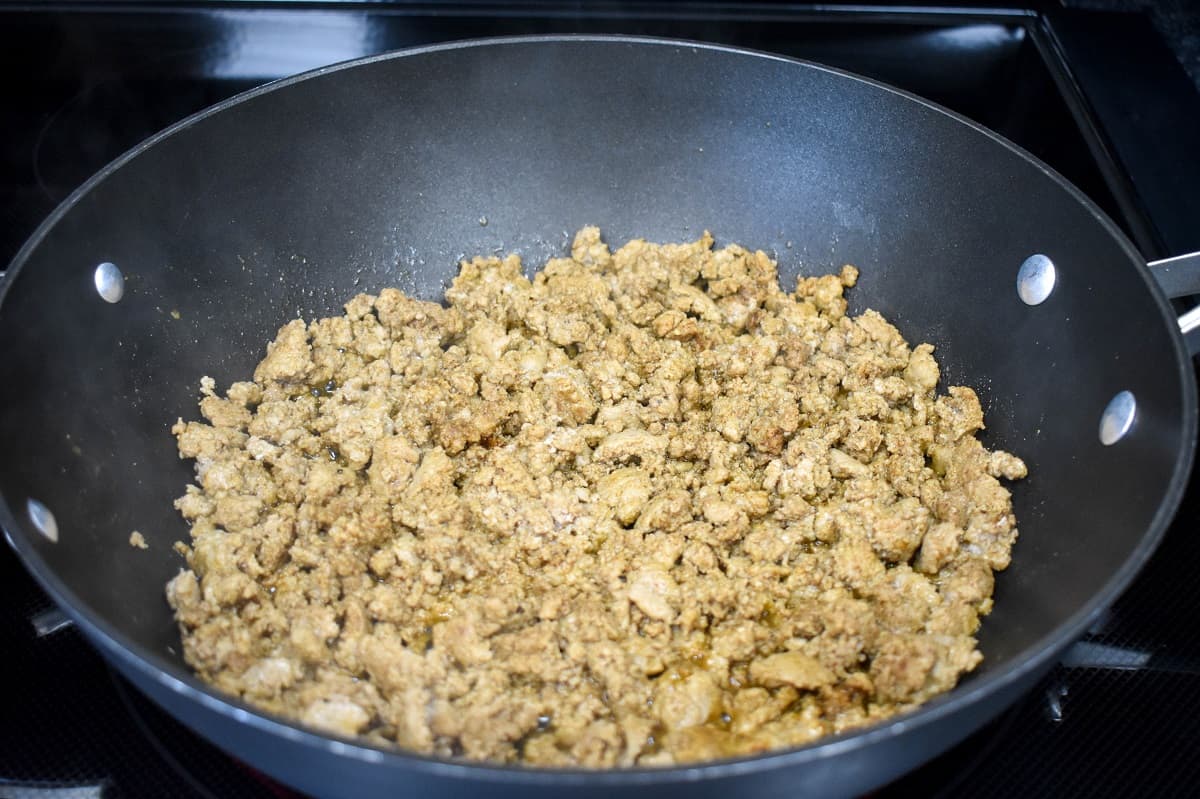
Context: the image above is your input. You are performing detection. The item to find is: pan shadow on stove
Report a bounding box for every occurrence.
[3,4,1200,798]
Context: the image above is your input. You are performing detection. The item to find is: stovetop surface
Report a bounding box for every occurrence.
[2,4,1199,798]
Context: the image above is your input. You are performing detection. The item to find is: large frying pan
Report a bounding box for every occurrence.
[1,36,1197,799]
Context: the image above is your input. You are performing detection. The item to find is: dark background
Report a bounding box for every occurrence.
[2,2,1199,798]
[1070,0,1200,87]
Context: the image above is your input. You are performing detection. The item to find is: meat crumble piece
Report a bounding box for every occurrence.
[167,227,1025,767]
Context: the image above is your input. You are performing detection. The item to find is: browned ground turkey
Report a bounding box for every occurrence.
[167,227,1026,767]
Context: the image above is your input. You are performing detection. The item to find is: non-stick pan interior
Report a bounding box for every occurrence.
[0,38,1191,711]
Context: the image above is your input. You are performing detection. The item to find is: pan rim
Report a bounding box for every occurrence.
[1,32,1196,786]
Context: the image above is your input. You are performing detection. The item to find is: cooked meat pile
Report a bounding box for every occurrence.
[167,227,1026,767]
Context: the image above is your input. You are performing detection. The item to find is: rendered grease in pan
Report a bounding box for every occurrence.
[166,228,1026,767]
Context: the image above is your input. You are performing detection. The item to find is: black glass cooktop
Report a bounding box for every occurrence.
[3,3,1199,798]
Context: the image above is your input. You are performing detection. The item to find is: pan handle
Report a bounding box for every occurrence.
[1148,252,1200,300]
[1148,252,1200,353]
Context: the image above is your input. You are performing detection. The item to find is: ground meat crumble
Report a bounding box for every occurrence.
[167,227,1026,767]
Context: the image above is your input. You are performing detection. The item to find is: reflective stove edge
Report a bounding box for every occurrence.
[4,3,1200,798]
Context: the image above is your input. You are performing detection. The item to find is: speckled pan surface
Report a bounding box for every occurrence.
[0,36,1193,799]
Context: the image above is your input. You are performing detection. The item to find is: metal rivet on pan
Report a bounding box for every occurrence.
[26,498,59,542]
[1016,254,1056,305]
[94,261,125,303]
[1099,390,1136,445]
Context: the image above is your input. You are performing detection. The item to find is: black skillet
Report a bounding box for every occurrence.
[1,36,1197,799]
